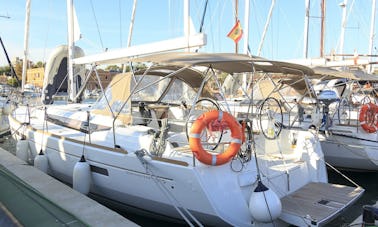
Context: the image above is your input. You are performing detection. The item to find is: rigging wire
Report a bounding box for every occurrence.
[168,0,172,37]
[119,0,122,47]
[135,149,203,227]
[42,0,53,64]
[251,0,264,55]
[208,1,227,52]
[199,0,209,33]
[89,0,105,51]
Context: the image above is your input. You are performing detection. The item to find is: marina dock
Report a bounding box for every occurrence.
[0,147,138,227]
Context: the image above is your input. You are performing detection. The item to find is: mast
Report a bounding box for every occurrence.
[243,0,250,55]
[22,0,31,92]
[257,0,275,56]
[122,0,137,73]
[320,0,326,58]
[369,0,376,73]
[67,0,76,102]
[303,0,310,58]
[126,0,137,50]
[184,0,190,51]
[235,0,239,53]
[242,0,250,91]
[339,0,347,59]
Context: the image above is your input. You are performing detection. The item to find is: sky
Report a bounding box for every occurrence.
[0,0,376,67]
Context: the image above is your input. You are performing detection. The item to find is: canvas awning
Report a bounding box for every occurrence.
[312,66,378,81]
[133,52,315,76]
[91,73,132,125]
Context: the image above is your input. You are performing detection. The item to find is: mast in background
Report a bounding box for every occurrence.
[369,0,376,73]
[235,0,239,53]
[126,0,137,49]
[22,0,31,92]
[303,0,310,58]
[243,0,250,91]
[67,0,76,102]
[320,0,326,57]
[339,0,347,60]
[184,0,190,51]
[122,0,137,73]
[243,0,250,55]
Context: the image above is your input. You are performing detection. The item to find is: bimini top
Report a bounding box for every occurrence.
[132,52,315,76]
[312,66,378,81]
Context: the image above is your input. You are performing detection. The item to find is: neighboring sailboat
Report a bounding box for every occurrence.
[310,67,378,171]
[226,64,378,171]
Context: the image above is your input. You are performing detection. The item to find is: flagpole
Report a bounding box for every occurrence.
[243,0,250,55]
[235,0,238,53]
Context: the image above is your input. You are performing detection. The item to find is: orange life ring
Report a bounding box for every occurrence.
[189,110,242,166]
[359,103,378,133]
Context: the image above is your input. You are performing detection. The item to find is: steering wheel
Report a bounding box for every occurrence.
[185,98,222,150]
[258,97,283,140]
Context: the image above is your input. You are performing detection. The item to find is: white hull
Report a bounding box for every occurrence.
[284,114,378,171]
[11,116,234,225]
[8,104,364,226]
[320,132,378,171]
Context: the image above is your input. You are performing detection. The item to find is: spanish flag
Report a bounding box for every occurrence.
[227,20,243,43]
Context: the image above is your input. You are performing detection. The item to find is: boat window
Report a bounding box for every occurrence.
[92,84,131,114]
[132,75,171,102]
[161,79,197,104]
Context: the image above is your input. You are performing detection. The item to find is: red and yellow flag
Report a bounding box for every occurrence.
[227,20,243,43]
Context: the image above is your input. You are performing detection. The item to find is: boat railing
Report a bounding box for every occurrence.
[328,97,378,134]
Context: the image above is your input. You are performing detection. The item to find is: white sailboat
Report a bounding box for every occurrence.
[9,51,366,226]
[8,1,365,226]
[276,1,378,171]
[309,67,378,171]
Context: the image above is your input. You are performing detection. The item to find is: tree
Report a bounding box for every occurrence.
[0,66,10,75]
[7,77,18,87]
[14,61,22,82]
[34,61,44,68]
[105,65,121,72]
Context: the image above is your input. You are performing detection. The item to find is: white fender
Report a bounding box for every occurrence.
[249,181,282,223]
[16,139,29,163]
[34,150,48,173]
[73,155,91,195]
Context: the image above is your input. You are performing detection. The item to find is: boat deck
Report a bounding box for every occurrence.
[280,182,364,226]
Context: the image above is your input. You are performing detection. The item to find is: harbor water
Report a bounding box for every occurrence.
[0,133,377,227]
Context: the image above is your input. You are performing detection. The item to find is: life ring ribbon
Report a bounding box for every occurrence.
[189,110,242,166]
[359,103,378,133]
